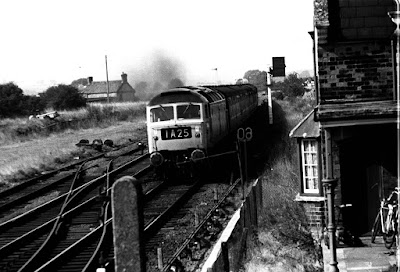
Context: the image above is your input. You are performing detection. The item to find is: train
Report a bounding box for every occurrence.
[146,84,259,176]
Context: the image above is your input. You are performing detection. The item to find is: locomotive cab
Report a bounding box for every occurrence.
[146,84,258,179]
[147,90,209,169]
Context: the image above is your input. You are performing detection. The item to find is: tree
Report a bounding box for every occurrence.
[243,70,267,92]
[275,73,307,98]
[0,83,25,117]
[235,78,248,84]
[41,84,86,110]
[71,78,89,88]
[22,95,46,115]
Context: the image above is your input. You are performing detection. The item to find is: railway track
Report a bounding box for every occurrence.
[0,152,153,272]
[0,142,244,272]
[1,170,241,271]
[0,142,145,223]
[30,180,202,271]
[151,178,242,272]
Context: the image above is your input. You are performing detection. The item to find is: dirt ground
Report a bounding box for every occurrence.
[0,118,146,184]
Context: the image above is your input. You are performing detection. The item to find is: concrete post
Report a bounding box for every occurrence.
[112,176,145,272]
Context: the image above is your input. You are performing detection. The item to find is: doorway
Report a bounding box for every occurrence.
[338,124,397,236]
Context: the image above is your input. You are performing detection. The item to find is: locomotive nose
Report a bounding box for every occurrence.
[150,152,164,166]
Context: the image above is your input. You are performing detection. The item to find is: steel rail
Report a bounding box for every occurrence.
[0,144,145,218]
[0,153,150,230]
[18,161,88,272]
[34,180,200,271]
[0,154,151,271]
[17,154,150,272]
[83,160,114,272]
[35,219,114,272]
[162,178,241,272]
[0,153,104,199]
[144,180,202,239]
[0,141,141,200]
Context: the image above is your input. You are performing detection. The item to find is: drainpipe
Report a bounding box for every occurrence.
[322,128,339,272]
[308,31,319,104]
[388,1,400,267]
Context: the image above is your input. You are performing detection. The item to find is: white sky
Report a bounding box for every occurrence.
[1,0,314,94]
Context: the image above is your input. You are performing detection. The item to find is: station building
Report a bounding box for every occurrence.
[290,0,398,238]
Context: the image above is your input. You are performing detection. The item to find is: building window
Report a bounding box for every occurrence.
[301,139,319,194]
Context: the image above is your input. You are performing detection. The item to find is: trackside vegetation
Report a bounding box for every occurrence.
[0,102,146,145]
[0,102,146,185]
[241,95,322,271]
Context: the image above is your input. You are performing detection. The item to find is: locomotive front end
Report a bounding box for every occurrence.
[146,90,209,169]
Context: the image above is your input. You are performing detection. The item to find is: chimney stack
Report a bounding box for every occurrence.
[121,72,127,83]
[88,76,93,85]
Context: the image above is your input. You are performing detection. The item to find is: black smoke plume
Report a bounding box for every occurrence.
[128,50,186,100]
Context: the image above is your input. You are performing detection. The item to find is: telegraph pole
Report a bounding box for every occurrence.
[105,55,110,104]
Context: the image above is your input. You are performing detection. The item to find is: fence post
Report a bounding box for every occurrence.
[252,182,258,227]
[236,227,248,269]
[245,197,252,228]
[221,242,230,272]
[257,179,263,212]
[157,247,163,270]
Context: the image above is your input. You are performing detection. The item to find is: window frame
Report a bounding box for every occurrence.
[149,105,174,123]
[176,103,201,120]
[300,138,321,195]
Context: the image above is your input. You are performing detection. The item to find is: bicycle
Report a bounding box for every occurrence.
[384,188,398,249]
[371,187,399,249]
[371,197,389,243]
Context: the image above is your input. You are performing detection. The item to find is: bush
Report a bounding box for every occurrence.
[23,95,46,116]
[41,84,86,110]
[272,73,308,98]
[0,83,25,117]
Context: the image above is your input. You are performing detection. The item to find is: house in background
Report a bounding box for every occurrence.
[291,0,398,239]
[79,72,137,103]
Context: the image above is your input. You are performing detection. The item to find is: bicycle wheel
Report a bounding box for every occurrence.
[384,230,396,249]
[384,212,397,249]
[371,212,381,243]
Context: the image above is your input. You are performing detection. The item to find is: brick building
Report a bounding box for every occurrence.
[291,0,398,238]
[79,72,137,103]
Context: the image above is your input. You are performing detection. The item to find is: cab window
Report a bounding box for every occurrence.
[150,106,173,122]
[177,104,201,120]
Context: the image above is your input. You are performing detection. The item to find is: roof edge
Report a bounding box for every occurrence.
[289,109,320,138]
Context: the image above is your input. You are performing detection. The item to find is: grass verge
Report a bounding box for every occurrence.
[0,102,147,188]
[0,102,146,145]
[242,96,322,271]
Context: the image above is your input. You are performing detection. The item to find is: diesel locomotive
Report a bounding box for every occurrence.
[146,84,258,175]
